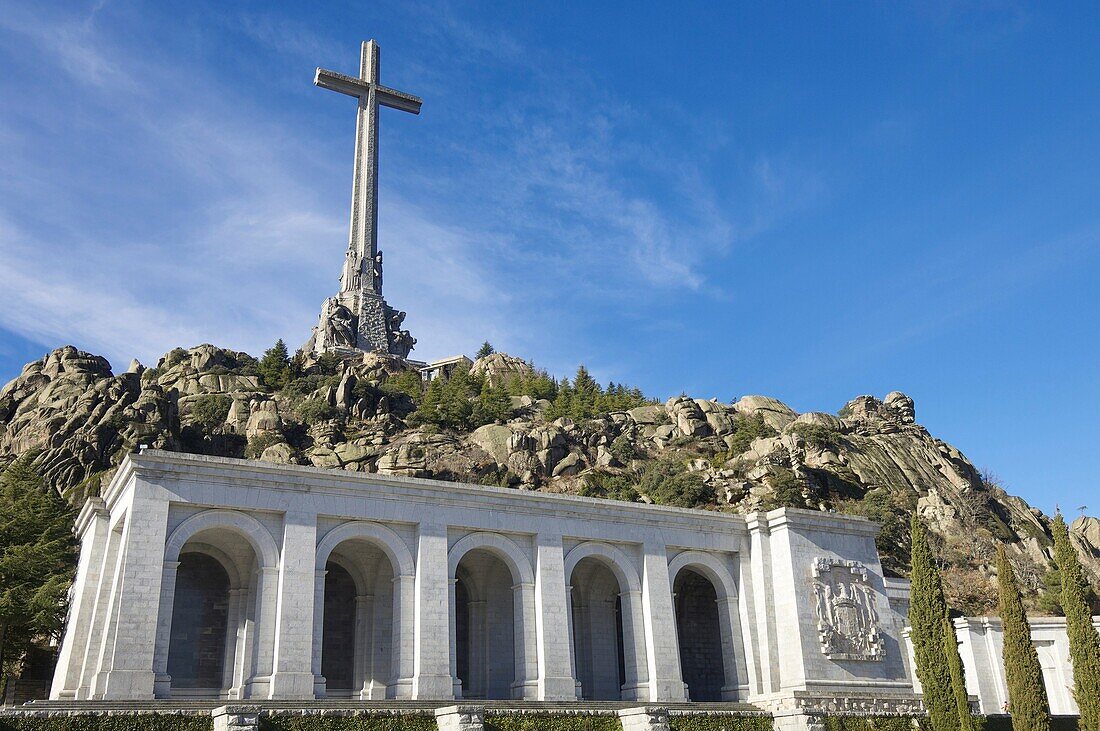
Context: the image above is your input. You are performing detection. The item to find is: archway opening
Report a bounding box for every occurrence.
[167,552,230,690]
[319,540,396,698]
[321,562,356,691]
[454,549,516,699]
[570,557,627,700]
[674,568,725,701]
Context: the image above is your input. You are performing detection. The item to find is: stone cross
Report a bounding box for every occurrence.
[315,40,422,297]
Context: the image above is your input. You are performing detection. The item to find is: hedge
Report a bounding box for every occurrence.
[0,716,213,731]
[976,717,1079,731]
[822,717,926,731]
[260,715,436,731]
[668,715,774,731]
[483,714,621,731]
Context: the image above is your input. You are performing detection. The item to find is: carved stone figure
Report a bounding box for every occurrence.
[323,301,357,349]
[811,558,884,661]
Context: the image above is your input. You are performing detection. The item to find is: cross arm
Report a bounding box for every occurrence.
[314,68,422,115]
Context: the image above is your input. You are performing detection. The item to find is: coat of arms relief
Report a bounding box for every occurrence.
[811,558,885,661]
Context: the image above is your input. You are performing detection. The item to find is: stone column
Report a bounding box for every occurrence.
[224,587,248,700]
[50,498,109,700]
[511,581,539,699]
[96,484,171,700]
[716,594,749,701]
[152,560,179,698]
[640,541,686,702]
[311,568,328,698]
[246,566,278,697]
[745,513,778,695]
[269,511,317,698]
[412,522,454,698]
[565,585,582,699]
[620,589,648,700]
[533,532,577,700]
[389,574,416,698]
[355,594,376,699]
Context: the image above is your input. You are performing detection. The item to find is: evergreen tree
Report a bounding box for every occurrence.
[996,545,1050,731]
[1052,512,1100,731]
[258,339,291,390]
[944,616,974,731]
[0,456,77,686]
[475,341,495,360]
[472,380,512,426]
[909,514,970,731]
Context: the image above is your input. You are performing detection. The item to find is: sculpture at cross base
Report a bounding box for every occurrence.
[305,40,420,361]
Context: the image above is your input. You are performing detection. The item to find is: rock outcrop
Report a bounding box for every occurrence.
[1,343,1095,614]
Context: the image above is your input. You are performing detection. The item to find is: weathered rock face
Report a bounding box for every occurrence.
[1,344,1095,613]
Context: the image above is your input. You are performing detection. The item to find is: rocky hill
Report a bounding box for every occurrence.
[2,343,1098,615]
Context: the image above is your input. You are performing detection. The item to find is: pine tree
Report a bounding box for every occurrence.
[910,514,970,731]
[996,545,1050,731]
[0,456,77,686]
[475,341,494,360]
[1052,512,1100,731]
[258,339,291,390]
[472,380,512,427]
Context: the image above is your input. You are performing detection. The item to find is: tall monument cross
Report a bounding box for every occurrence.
[306,40,420,359]
[315,40,422,296]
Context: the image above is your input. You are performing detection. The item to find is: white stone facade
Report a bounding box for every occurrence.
[50,450,916,710]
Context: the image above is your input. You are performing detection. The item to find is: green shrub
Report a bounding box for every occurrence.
[579,471,640,502]
[190,394,232,428]
[609,433,639,464]
[639,458,713,508]
[246,432,283,459]
[668,715,774,731]
[821,718,926,731]
[0,715,213,731]
[725,413,777,455]
[380,370,425,403]
[484,714,621,731]
[788,422,841,448]
[298,397,338,425]
[997,545,1051,730]
[759,469,807,511]
[261,714,436,731]
[1053,512,1100,731]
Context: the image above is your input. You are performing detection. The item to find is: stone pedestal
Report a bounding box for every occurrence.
[212,705,261,731]
[617,707,671,731]
[434,705,485,731]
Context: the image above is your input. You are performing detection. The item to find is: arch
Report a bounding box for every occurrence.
[667,550,737,600]
[180,542,243,588]
[563,541,642,594]
[448,532,534,585]
[165,510,279,569]
[316,521,415,578]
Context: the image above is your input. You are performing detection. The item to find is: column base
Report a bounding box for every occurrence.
[539,675,579,700]
[99,669,156,699]
[268,671,316,699]
[413,673,456,700]
[647,679,688,703]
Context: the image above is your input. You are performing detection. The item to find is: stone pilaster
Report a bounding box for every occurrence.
[413,522,455,698]
[269,511,318,698]
[533,532,577,700]
[640,542,686,702]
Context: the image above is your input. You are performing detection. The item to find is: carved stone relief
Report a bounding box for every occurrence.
[811,557,885,661]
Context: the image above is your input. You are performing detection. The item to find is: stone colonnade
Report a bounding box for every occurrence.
[50,451,916,712]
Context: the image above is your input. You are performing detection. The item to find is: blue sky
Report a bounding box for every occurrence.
[1,2,1097,515]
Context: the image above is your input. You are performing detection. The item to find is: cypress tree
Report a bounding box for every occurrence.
[996,545,1049,731]
[944,615,974,731]
[910,514,971,731]
[1052,512,1100,731]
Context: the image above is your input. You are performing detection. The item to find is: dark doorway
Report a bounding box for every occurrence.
[167,552,230,689]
